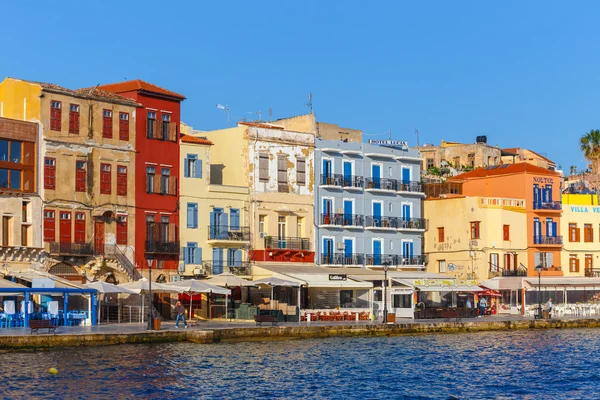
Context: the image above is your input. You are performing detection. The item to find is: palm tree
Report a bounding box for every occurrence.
[580,129,600,173]
[570,165,577,176]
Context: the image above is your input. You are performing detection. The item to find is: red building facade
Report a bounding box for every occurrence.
[98,80,185,276]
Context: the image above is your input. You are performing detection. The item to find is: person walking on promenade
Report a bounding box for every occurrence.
[466,299,472,309]
[479,297,487,317]
[547,298,553,318]
[175,301,188,328]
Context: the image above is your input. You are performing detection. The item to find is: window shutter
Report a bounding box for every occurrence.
[409,242,414,258]
[193,204,198,228]
[195,247,202,264]
[576,228,580,242]
[534,252,541,266]
[576,258,580,272]
[196,159,203,178]
[187,204,193,228]
[223,212,228,229]
[552,222,557,238]
[234,249,242,266]
[184,246,190,264]
[184,158,189,177]
[548,253,554,267]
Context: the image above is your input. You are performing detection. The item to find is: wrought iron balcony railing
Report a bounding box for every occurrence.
[201,260,251,276]
[320,174,344,187]
[49,242,93,256]
[397,218,428,230]
[533,235,563,245]
[342,175,364,189]
[208,226,251,241]
[365,216,400,229]
[264,236,311,250]
[585,269,600,278]
[321,253,365,266]
[365,177,397,191]
[396,181,423,193]
[145,240,180,254]
[321,213,343,226]
[502,268,528,277]
[533,201,562,211]
[341,214,364,227]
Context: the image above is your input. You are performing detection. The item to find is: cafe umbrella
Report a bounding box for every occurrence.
[252,277,301,311]
[85,281,136,324]
[118,278,182,323]
[205,272,256,319]
[170,279,230,320]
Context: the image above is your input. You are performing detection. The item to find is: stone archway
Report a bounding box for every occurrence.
[48,262,81,281]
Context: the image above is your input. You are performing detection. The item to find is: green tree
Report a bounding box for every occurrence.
[570,165,577,176]
[580,129,600,173]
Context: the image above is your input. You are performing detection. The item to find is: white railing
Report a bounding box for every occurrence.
[479,197,525,208]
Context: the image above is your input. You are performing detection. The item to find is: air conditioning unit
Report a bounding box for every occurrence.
[170,275,183,282]
[259,232,267,239]
[336,242,345,250]
[336,208,344,213]
[193,267,207,277]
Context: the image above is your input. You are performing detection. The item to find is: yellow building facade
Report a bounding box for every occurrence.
[0,78,139,282]
[561,194,600,277]
[424,196,528,282]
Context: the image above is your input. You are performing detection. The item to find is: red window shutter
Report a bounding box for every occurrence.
[50,101,62,131]
[75,161,86,192]
[44,158,56,190]
[116,215,128,245]
[117,166,127,195]
[43,210,55,242]
[438,227,444,243]
[100,164,111,194]
[74,213,86,243]
[102,110,113,138]
[119,113,129,140]
[503,225,509,241]
[69,105,80,134]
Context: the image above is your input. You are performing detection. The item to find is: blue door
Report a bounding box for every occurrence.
[372,164,381,189]
[534,218,541,244]
[344,200,353,225]
[210,208,227,239]
[323,159,332,184]
[213,248,224,274]
[323,238,333,264]
[344,239,353,260]
[546,218,554,237]
[545,185,553,204]
[373,202,382,226]
[343,161,352,186]
[533,184,541,209]
[323,199,332,224]
[402,203,411,221]
[373,240,382,266]
[402,167,410,185]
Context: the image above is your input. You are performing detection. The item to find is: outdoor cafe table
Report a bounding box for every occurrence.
[67,312,88,326]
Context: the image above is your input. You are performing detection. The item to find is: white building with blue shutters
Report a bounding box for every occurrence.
[179,131,250,277]
[314,138,427,270]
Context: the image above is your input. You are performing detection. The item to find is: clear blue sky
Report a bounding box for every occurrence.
[2,1,598,170]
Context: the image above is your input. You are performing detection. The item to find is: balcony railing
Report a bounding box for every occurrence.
[321,213,343,226]
[365,216,400,229]
[208,226,251,241]
[585,269,600,278]
[365,254,397,266]
[201,260,251,276]
[147,122,178,142]
[533,235,563,245]
[320,174,343,187]
[145,240,180,254]
[342,175,364,189]
[502,268,528,277]
[321,253,365,266]
[265,236,311,250]
[49,242,93,256]
[342,214,364,227]
[533,201,562,211]
[394,255,425,266]
[396,181,423,193]
[365,177,397,191]
[146,176,177,196]
[398,218,428,230]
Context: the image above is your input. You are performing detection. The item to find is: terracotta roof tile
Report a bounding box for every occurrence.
[238,121,284,130]
[97,79,185,100]
[448,162,559,181]
[180,134,213,145]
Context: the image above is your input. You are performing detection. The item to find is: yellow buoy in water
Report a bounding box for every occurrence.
[48,368,58,375]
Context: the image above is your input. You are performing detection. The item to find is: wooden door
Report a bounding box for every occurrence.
[94,219,104,253]
[59,212,72,243]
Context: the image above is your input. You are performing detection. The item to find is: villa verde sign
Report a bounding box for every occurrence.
[368,139,408,149]
[569,206,600,213]
[329,274,347,281]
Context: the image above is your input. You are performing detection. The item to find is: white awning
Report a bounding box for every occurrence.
[415,285,483,292]
[274,272,372,289]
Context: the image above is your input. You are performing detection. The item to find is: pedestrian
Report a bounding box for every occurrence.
[547,298,553,318]
[466,299,472,309]
[479,297,487,317]
[175,301,188,328]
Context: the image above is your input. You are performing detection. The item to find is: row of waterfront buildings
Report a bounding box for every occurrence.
[1,76,599,311]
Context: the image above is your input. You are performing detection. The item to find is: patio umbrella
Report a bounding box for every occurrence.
[118,278,183,323]
[253,277,301,311]
[171,279,230,319]
[86,281,136,294]
[205,273,256,319]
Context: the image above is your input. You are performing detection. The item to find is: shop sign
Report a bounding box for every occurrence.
[570,206,600,213]
[368,139,408,149]
[329,274,347,281]
[533,177,555,184]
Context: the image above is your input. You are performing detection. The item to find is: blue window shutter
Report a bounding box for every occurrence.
[193,204,198,228]
[196,159,203,178]
[187,204,193,228]
[195,247,202,264]
[223,212,228,230]
[234,249,242,266]
[230,209,240,230]
[552,222,557,237]
[409,242,414,258]
[184,246,190,264]
[184,158,189,178]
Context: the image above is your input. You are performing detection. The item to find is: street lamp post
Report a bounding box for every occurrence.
[383,261,390,323]
[534,264,543,319]
[147,255,155,330]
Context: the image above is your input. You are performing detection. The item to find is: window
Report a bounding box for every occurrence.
[1,216,10,247]
[187,203,198,228]
[161,168,170,194]
[160,216,170,241]
[453,156,461,168]
[119,112,129,140]
[504,253,512,270]
[43,210,55,242]
[50,101,62,131]
[146,166,156,193]
[184,243,201,265]
[569,223,580,242]
[75,161,86,192]
[147,111,156,138]
[102,109,113,138]
[21,225,29,246]
[22,201,29,223]
[437,227,444,243]
[393,294,412,308]
[100,164,111,194]
[490,253,499,272]
[74,212,86,243]
[162,114,171,140]
[230,208,240,230]
[438,260,446,273]
[470,221,480,239]
[69,104,80,134]
[297,217,304,236]
[503,225,510,241]
[534,252,554,269]
[584,224,593,243]
[389,203,393,213]
[184,154,202,178]
[467,153,475,167]
[117,166,127,195]
[340,290,354,307]
[116,215,128,245]
[259,215,266,234]
[426,158,434,169]
[585,254,593,272]
[570,255,579,273]
[44,157,56,190]
[297,158,306,186]
[278,216,286,238]
[277,154,288,192]
[259,153,269,182]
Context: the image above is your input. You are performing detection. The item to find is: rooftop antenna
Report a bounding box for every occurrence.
[216,104,230,127]
[269,108,273,121]
[305,93,313,112]
[256,110,262,122]
[388,129,392,140]
[415,129,420,147]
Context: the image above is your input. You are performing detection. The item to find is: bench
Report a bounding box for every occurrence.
[441,310,462,322]
[29,319,57,334]
[254,314,278,326]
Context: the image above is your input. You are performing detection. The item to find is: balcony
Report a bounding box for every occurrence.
[49,242,93,257]
[365,254,397,266]
[147,122,178,142]
[320,213,343,226]
[145,240,180,254]
[502,268,528,277]
[397,218,428,231]
[396,181,424,195]
[394,255,425,266]
[320,174,343,187]
[533,235,563,246]
[365,216,400,230]
[265,236,311,251]
[201,261,251,276]
[533,201,562,211]
[321,253,365,266]
[341,214,364,229]
[342,175,364,190]
[585,269,600,278]
[207,226,251,243]
[365,178,397,192]
[146,177,177,196]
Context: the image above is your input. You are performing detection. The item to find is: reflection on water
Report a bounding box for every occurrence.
[2,329,600,399]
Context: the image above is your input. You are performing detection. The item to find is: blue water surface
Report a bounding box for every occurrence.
[1,329,599,399]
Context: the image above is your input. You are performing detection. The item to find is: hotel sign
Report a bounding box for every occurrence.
[413,279,478,287]
[329,274,347,281]
[368,139,408,150]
